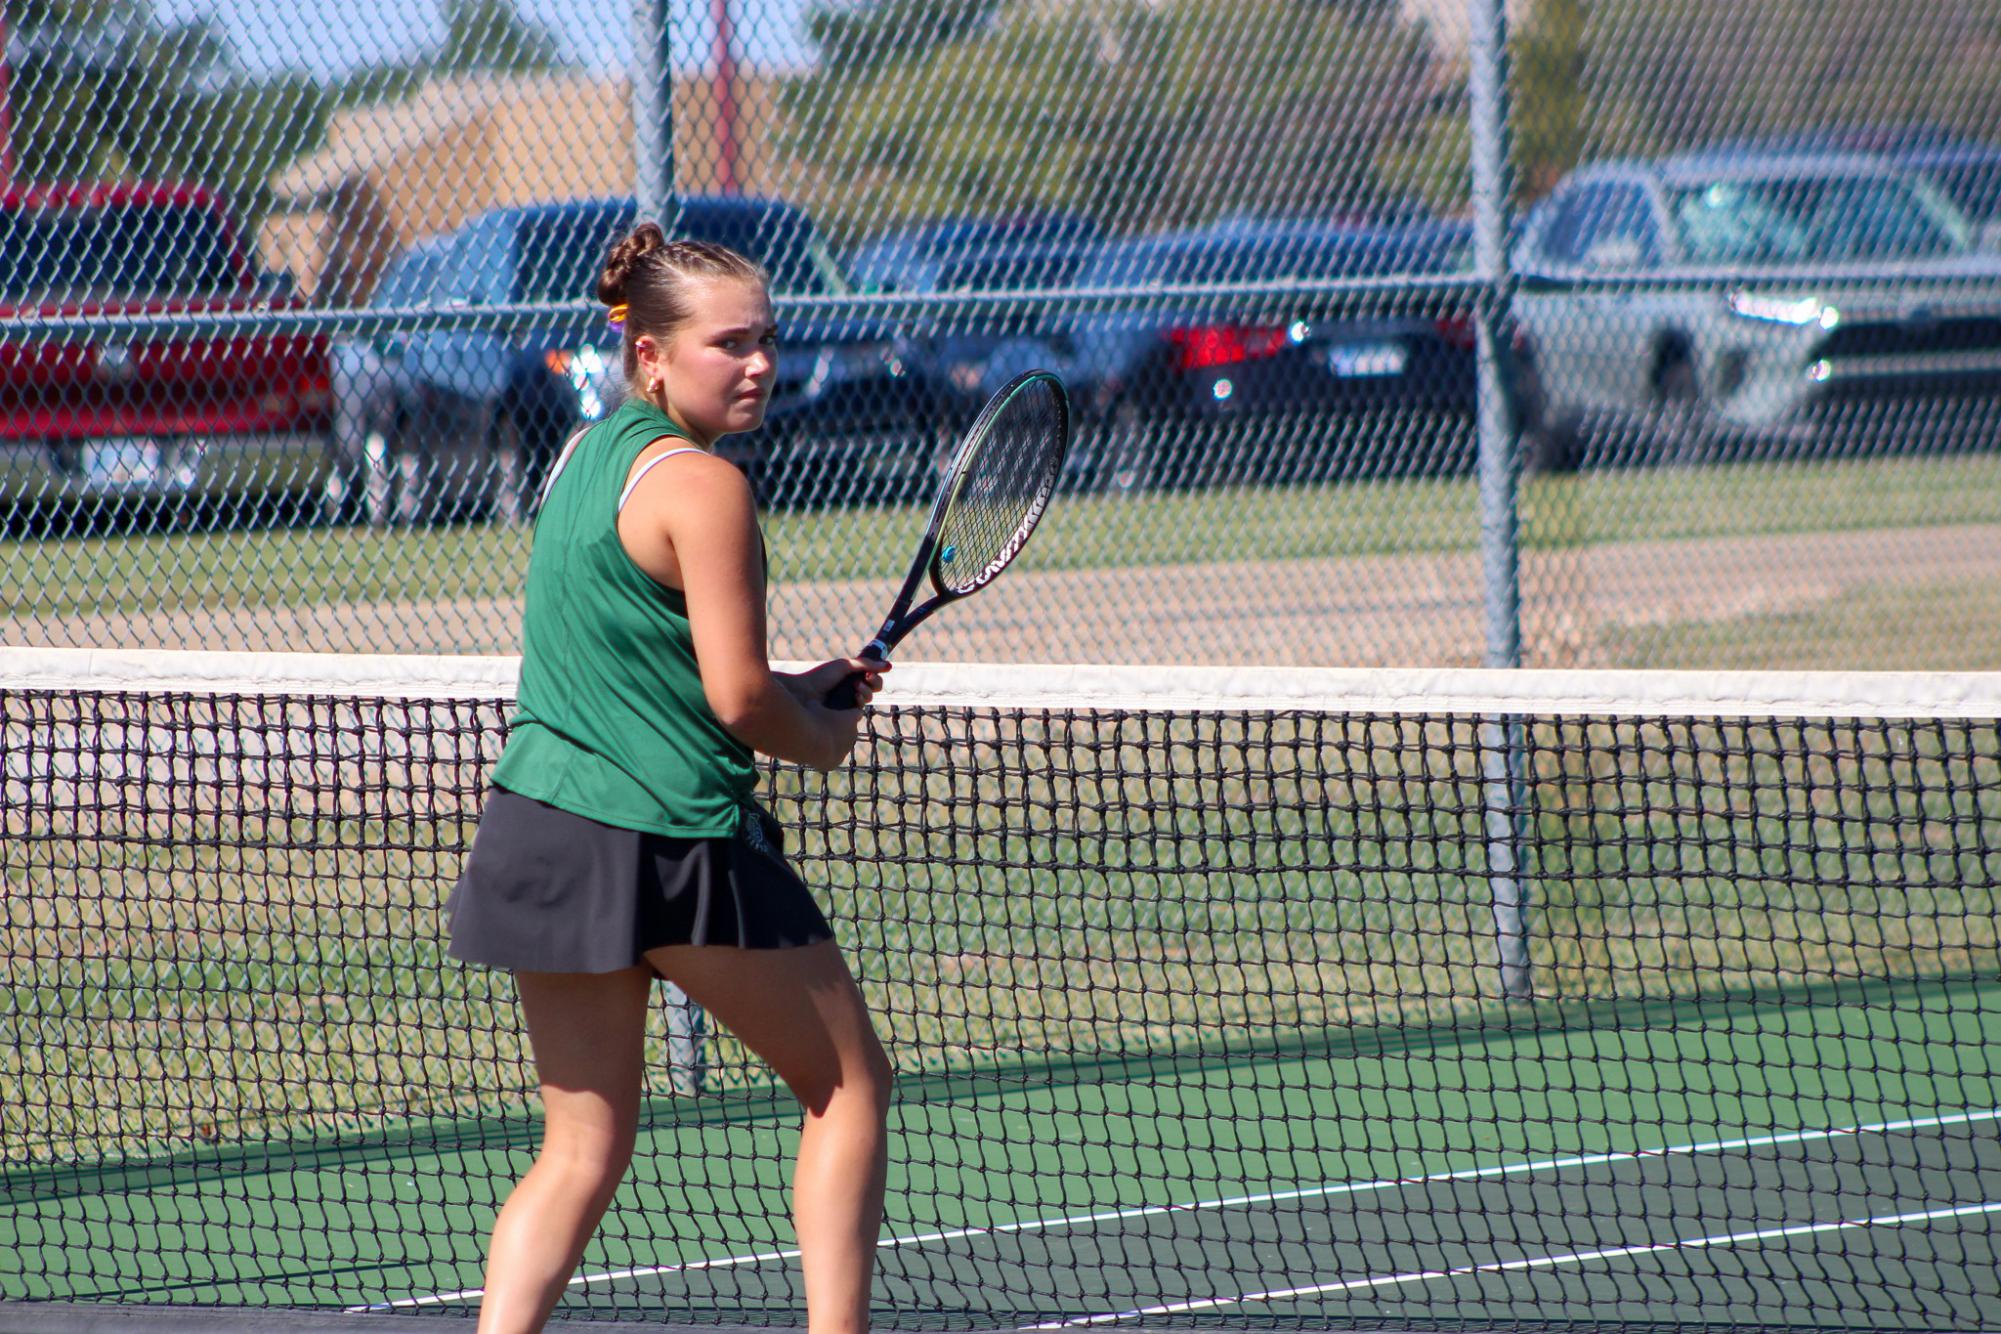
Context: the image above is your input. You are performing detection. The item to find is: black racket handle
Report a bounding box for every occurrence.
[823,643,890,709]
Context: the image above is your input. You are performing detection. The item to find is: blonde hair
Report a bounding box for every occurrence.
[597,224,770,382]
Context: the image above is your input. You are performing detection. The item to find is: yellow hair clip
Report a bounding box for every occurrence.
[606,303,630,327]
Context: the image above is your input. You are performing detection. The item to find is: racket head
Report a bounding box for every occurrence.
[925,370,1071,598]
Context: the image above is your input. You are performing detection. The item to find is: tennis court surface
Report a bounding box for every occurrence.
[3,649,1998,1331]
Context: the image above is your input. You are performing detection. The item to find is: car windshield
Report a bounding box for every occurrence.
[514,205,852,302]
[0,203,242,301]
[1081,225,1462,288]
[373,248,445,305]
[1914,158,2001,225]
[1672,173,1972,262]
[513,209,634,302]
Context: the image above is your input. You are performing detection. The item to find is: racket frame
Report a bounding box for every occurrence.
[854,368,1071,662]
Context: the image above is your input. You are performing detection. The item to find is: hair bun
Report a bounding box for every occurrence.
[598,221,669,307]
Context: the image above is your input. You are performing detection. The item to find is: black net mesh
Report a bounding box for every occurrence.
[3,663,1998,1329]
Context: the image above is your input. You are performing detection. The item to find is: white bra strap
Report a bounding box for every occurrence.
[537,425,593,510]
[618,445,708,513]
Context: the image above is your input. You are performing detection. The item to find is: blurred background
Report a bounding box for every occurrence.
[3,0,2000,670]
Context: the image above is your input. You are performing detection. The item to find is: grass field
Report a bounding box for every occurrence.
[1599,574,2001,671]
[4,453,1999,621]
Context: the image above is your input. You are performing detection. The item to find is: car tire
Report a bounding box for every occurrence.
[1526,419,1582,474]
[1082,401,1153,494]
[1508,338,1583,475]
[1650,351,1709,466]
[487,414,532,525]
[323,427,421,528]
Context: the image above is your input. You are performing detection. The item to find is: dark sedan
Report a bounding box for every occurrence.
[853,229,1104,419]
[1054,219,1476,490]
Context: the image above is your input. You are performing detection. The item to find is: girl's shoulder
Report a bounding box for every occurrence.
[603,397,693,449]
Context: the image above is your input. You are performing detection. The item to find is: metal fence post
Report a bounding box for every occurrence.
[632,0,681,234]
[1469,0,1533,1002]
[632,0,704,1091]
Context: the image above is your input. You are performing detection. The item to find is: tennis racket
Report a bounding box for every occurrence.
[826,369,1071,707]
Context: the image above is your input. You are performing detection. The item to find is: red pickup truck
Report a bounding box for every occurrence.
[0,181,333,524]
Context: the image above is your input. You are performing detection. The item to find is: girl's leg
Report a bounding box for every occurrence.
[476,966,654,1334]
[648,941,893,1334]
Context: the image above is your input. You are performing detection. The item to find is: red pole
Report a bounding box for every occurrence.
[0,4,17,187]
[710,0,739,194]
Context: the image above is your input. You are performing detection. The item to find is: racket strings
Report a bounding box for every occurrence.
[935,378,1068,594]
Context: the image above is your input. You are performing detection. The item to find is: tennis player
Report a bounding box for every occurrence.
[447,226,892,1334]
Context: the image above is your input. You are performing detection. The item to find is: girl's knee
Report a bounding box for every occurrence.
[864,1040,895,1106]
[796,1040,894,1120]
[538,1128,636,1195]
[850,1027,894,1102]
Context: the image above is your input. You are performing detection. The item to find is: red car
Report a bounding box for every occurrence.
[0,180,332,527]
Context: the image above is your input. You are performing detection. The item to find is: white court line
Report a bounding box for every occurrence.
[1025,1200,2001,1328]
[345,1106,2001,1313]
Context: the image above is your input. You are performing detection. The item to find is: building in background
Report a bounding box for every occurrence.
[260,70,774,305]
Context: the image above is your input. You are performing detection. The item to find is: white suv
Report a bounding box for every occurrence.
[1512,150,2001,468]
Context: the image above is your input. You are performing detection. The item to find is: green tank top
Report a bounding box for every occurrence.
[491,398,757,836]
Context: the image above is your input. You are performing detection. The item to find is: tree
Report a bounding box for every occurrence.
[1380,0,2001,216]
[2,0,575,243]
[7,0,247,182]
[1577,0,2001,153]
[779,0,1435,244]
[4,0,345,241]
[1378,0,1645,215]
[436,0,564,75]
[802,0,1005,81]
[1508,0,1586,200]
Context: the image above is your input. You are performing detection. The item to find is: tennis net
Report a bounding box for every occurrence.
[3,648,1998,1331]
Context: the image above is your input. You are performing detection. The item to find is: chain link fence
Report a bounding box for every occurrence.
[2,0,1999,670]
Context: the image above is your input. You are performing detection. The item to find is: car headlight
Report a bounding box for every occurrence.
[545,345,624,420]
[1728,291,1839,328]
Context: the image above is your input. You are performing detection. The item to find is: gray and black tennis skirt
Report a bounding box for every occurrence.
[446,788,833,973]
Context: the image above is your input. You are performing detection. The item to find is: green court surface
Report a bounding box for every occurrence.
[5,974,1997,1328]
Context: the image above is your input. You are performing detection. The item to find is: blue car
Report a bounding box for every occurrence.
[324,237,452,525]
[378,194,943,520]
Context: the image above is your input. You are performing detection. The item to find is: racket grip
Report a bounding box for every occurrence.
[824,641,890,709]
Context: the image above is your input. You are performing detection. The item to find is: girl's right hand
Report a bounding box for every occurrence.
[795,656,889,711]
[786,657,887,767]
